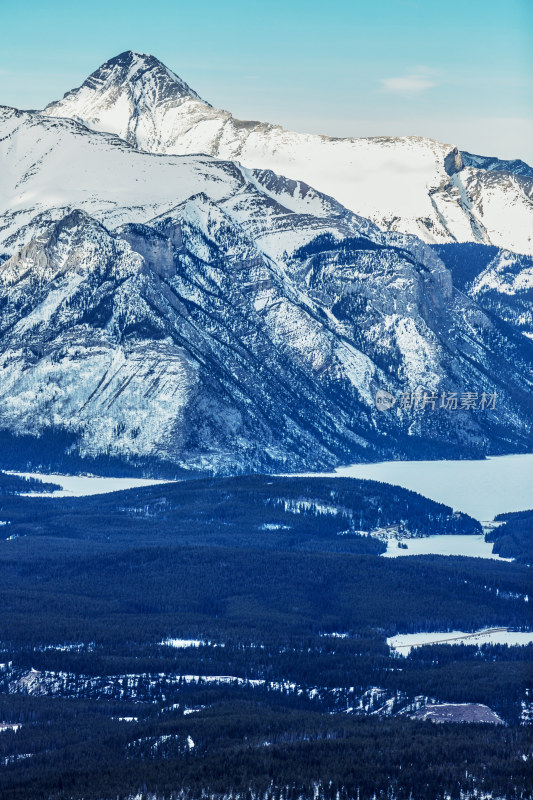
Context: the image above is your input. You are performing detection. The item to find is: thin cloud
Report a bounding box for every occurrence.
[380,72,436,94]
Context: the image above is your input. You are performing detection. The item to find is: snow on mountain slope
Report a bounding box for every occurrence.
[433,243,533,340]
[44,50,205,142]
[0,206,383,471]
[0,106,371,260]
[43,51,533,256]
[451,168,533,256]
[472,250,533,297]
[0,105,241,252]
[1,104,533,471]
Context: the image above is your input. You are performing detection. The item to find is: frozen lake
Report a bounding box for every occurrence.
[7,472,172,497]
[319,454,533,522]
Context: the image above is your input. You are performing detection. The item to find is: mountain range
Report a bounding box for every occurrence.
[0,51,531,473]
[43,51,533,256]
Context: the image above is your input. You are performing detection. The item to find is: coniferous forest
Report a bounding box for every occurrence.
[0,474,531,799]
[489,509,533,564]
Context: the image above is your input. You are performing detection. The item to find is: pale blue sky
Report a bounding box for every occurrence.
[1,0,532,161]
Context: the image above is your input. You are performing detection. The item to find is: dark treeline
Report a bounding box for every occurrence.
[0,471,60,496]
[3,641,531,724]
[0,534,531,723]
[432,242,501,290]
[0,541,529,646]
[293,232,388,261]
[489,509,533,564]
[0,428,194,479]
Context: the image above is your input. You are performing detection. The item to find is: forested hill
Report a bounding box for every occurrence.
[489,508,533,564]
[0,471,60,496]
[0,475,481,552]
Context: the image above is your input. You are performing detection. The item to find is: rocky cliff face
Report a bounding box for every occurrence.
[460,151,533,180]
[1,194,532,472]
[434,242,533,340]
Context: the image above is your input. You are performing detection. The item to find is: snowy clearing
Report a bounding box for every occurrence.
[0,723,21,733]
[387,627,533,656]
[382,534,511,561]
[410,703,505,725]
[160,638,206,649]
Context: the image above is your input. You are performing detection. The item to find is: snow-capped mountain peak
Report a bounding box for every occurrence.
[42,52,533,256]
[44,50,209,148]
[53,50,204,103]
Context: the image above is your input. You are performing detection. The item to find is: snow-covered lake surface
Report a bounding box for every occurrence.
[383,534,511,561]
[387,627,533,656]
[7,472,172,497]
[318,453,533,521]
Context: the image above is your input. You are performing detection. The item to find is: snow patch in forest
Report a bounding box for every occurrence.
[382,534,511,561]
